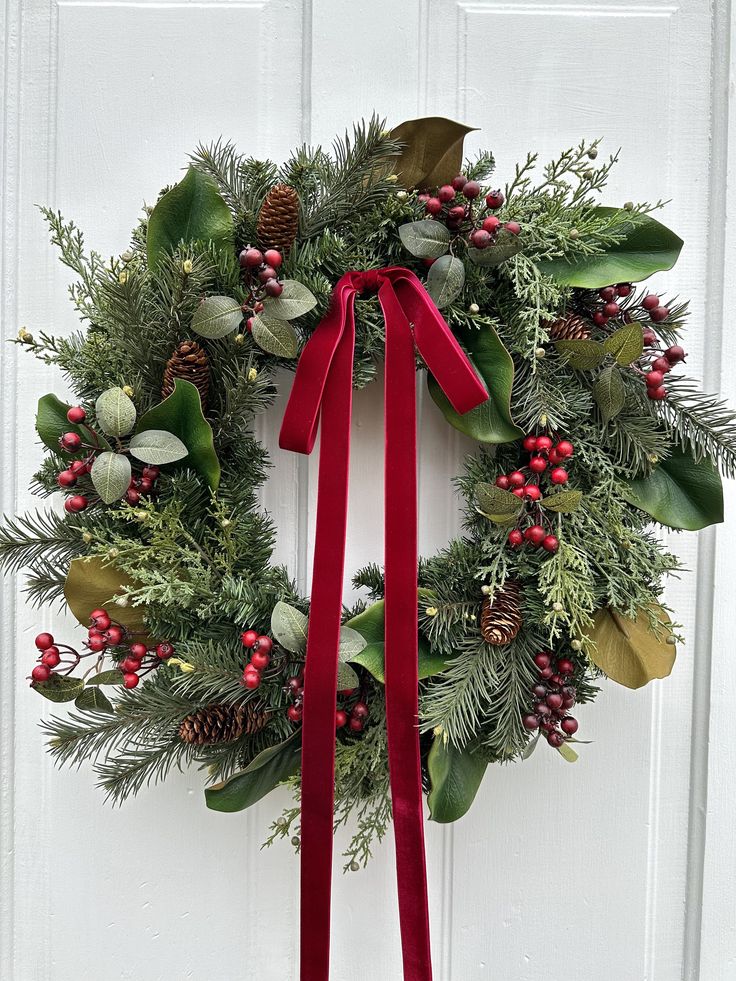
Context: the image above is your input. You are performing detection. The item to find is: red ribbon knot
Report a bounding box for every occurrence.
[279,266,487,981]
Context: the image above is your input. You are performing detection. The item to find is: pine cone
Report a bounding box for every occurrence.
[162,340,210,410]
[257,184,299,253]
[480,580,523,646]
[547,313,591,341]
[178,703,269,745]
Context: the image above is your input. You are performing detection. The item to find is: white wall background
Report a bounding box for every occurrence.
[1,1,735,978]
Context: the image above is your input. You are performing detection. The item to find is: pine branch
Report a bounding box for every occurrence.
[659,376,736,477]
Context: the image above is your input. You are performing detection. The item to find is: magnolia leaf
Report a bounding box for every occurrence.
[556,742,579,763]
[337,662,360,691]
[191,295,243,339]
[429,324,523,443]
[427,735,487,823]
[75,686,114,713]
[467,232,523,267]
[426,255,465,309]
[135,380,220,490]
[128,430,188,465]
[345,599,445,682]
[64,557,149,637]
[95,387,136,437]
[338,626,367,660]
[621,447,723,530]
[555,339,606,371]
[542,489,583,513]
[389,117,476,189]
[271,601,309,653]
[90,451,132,504]
[146,166,233,272]
[262,280,318,321]
[537,207,683,287]
[87,670,124,686]
[36,394,110,455]
[398,220,451,259]
[251,315,299,358]
[205,732,302,813]
[593,364,626,423]
[475,482,523,517]
[589,605,676,689]
[33,676,85,703]
[603,321,644,365]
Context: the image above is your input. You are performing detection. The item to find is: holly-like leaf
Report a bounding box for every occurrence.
[251,315,298,358]
[542,489,583,513]
[191,296,243,339]
[589,605,676,689]
[36,394,110,455]
[620,447,723,530]
[345,599,446,682]
[428,324,523,443]
[475,481,524,519]
[427,734,487,823]
[33,675,85,703]
[426,255,465,309]
[90,451,132,504]
[75,686,114,713]
[128,430,188,465]
[271,601,309,653]
[467,232,523,267]
[64,557,149,638]
[135,380,220,491]
[87,670,124,686]
[205,732,302,813]
[389,117,476,190]
[537,207,683,288]
[262,280,318,321]
[603,321,644,365]
[146,166,233,272]
[593,364,626,423]
[95,387,136,437]
[398,220,450,259]
[555,339,606,371]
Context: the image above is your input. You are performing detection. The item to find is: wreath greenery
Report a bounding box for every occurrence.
[3,115,734,868]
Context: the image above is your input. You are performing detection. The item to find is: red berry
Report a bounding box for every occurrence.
[550,467,568,484]
[529,455,547,474]
[41,647,61,667]
[142,465,160,480]
[250,650,270,671]
[642,328,658,346]
[548,449,563,466]
[120,657,142,673]
[125,488,141,505]
[504,221,521,235]
[646,370,665,388]
[523,435,538,451]
[263,249,283,269]
[485,190,504,209]
[287,705,303,723]
[65,495,88,513]
[542,535,559,553]
[129,642,148,659]
[31,664,51,683]
[665,344,686,364]
[451,174,468,191]
[522,714,540,730]
[418,193,430,203]
[561,717,579,736]
[616,283,632,297]
[547,730,565,748]
[604,301,620,318]
[555,440,574,459]
[243,672,261,690]
[651,357,671,373]
[438,185,456,203]
[264,279,283,298]
[66,406,86,424]
[508,529,524,548]
[155,642,174,660]
[104,625,125,646]
[508,471,526,488]
[241,629,258,648]
[470,229,491,250]
[557,658,574,676]
[495,475,511,490]
[642,294,660,310]
[535,435,553,452]
[60,432,82,452]
[482,215,500,234]
[525,484,542,501]
[549,673,564,687]
[512,487,526,499]
[546,692,563,710]
[70,460,89,476]
[599,286,616,302]
[352,702,369,720]
[258,266,278,284]
[123,672,140,689]
[425,197,442,215]
[650,306,670,323]
[534,652,551,670]
[539,666,555,680]
[91,612,111,632]
[87,634,107,652]
[35,632,54,650]
[348,717,364,733]
[462,180,481,200]
[593,310,609,327]
[648,386,668,400]
[240,247,263,268]
[524,525,546,546]
[335,709,348,729]
[448,205,466,222]
[256,636,273,654]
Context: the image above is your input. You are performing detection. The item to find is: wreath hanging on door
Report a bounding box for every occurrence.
[2,116,732,871]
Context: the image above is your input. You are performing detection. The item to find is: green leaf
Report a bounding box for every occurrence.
[33,676,85,703]
[427,735,487,823]
[251,315,299,358]
[345,599,446,682]
[128,430,189,465]
[593,364,626,423]
[36,394,110,455]
[521,732,540,760]
[603,321,644,366]
[428,324,523,443]
[589,605,676,689]
[475,481,523,518]
[337,662,360,691]
[467,232,523,267]
[205,732,302,813]
[556,742,579,763]
[542,489,583,513]
[537,207,683,288]
[146,166,233,272]
[388,116,476,190]
[135,380,220,491]
[87,670,124,686]
[620,447,724,530]
[90,451,132,504]
[262,280,317,321]
[555,339,606,371]
[191,296,243,339]
[74,686,114,713]
[95,387,136,437]
[271,601,308,653]
[425,255,465,309]
[64,557,150,639]
[398,220,450,259]
[338,626,367,660]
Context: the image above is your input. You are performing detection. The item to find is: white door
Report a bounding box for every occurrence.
[1,1,734,978]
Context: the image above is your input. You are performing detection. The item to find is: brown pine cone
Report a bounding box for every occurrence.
[257,184,299,253]
[547,313,591,341]
[162,340,210,410]
[178,703,269,745]
[480,580,523,646]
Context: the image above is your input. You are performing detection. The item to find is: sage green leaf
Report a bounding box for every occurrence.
[36,393,110,455]
[75,686,114,713]
[345,599,446,682]
[90,451,132,504]
[603,321,644,365]
[388,117,476,189]
[95,387,136,437]
[426,255,465,309]
[593,364,626,423]
[191,295,243,339]
[555,339,606,371]
[537,207,683,287]
[337,662,360,691]
[621,447,723,530]
[271,601,308,653]
[521,732,540,760]
[262,280,317,321]
[87,670,124,686]
[205,732,302,813]
[338,626,367,660]
[146,166,233,272]
[135,380,220,491]
[128,430,188,465]
[589,605,676,689]
[557,743,579,763]
[33,676,85,703]
[251,315,299,358]
[467,232,522,267]
[428,324,523,443]
[427,735,487,823]
[398,220,450,259]
[542,489,583,513]
[64,557,150,640]
[475,481,523,517]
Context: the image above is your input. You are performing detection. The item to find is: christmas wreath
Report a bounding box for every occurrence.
[3,116,733,876]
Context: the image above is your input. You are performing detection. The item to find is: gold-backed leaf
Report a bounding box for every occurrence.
[64,557,149,639]
[588,605,676,689]
[389,117,477,189]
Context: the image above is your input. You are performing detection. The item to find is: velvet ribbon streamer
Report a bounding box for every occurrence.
[279,267,488,981]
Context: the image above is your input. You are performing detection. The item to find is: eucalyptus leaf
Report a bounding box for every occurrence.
[262,280,317,321]
[621,447,723,530]
[337,662,360,691]
[603,321,644,365]
[64,557,149,638]
[271,601,309,653]
[128,430,189,465]
[467,232,523,267]
[475,482,523,517]
[593,364,626,423]
[90,451,132,504]
[398,220,450,259]
[191,295,243,339]
[36,393,110,455]
[542,489,583,513]
[95,387,136,437]
[251,315,299,358]
[345,599,445,682]
[205,732,302,813]
[388,117,476,189]
[555,339,606,371]
[425,255,465,308]
[589,605,676,689]
[427,735,487,823]
[75,686,114,713]
[338,626,367,660]
[33,676,85,703]
[87,670,124,687]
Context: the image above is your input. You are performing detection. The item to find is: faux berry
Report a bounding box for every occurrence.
[287,705,303,723]
[259,266,278,284]
[41,647,61,667]
[438,185,456,203]
[335,709,348,729]
[522,714,540,730]
[542,535,559,553]
[348,717,364,733]
[508,471,526,487]
[138,477,153,494]
[156,642,174,660]
[241,629,258,648]
[508,529,524,548]
[557,658,574,676]
[485,190,504,209]
[646,370,665,388]
[264,279,283,297]
[496,475,511,490]
[263,249,283,269]
[525,485,542,501]
[603,301,620,318]
[482,215,500,234]
[425,197,442,215]
[60,432,82,452]
[539,666,555,680]
[250,650,270,671]
[142,465,160,480]
[352,702,369,720]
[87,635,107,652]
[470,229,491,250]
[561,717,579,735]
[462,180,481,199]
[125,488,141,505]
[555,440,574,459]
[512,487,526,499]
[240,247,263,268]
[599,286,616,302]
[451,174,468,191]
[67,407,87,427]
[642,328,658,346]
[650,306,670,323]
[535,702,551,717]
[256,636,273,654]
[535,435,553,452]
[550,467,568,484]
[31,664,51,683]
[90,609,111,629]
[504,221,521,235]
[649,386,668,401]
[523,435,538,451]
[35,632,54,650]
[616,283,632,297]
[534,652,551,670]
[524,525,546,546]
[65,495,88,513]
[243,671,261,691]
[447,205,466,222]
[129,642,148,659]
[651,357,671,373]
[642,294,660,310]
[70,460,89,476]
[593,310,609,327]
[104,625,125,646]
[529,455,547,474]
[120,657,142,673]
[123,672,140,689]
[547,730,564,748]
[665,344,686,363]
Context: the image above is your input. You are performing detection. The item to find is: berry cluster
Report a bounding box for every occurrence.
[240,629,274,690]
[419,176,520,249]
[283,674,369,732]
[238,247,284,331]
[589,282,633,327]
[641,317,686,401]
[522,651,579,748]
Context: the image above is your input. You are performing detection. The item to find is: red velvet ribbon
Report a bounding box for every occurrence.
[279,267,487,981]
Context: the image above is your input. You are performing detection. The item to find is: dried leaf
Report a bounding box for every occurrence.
[589,605,676,689]
[389,117,476,189]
